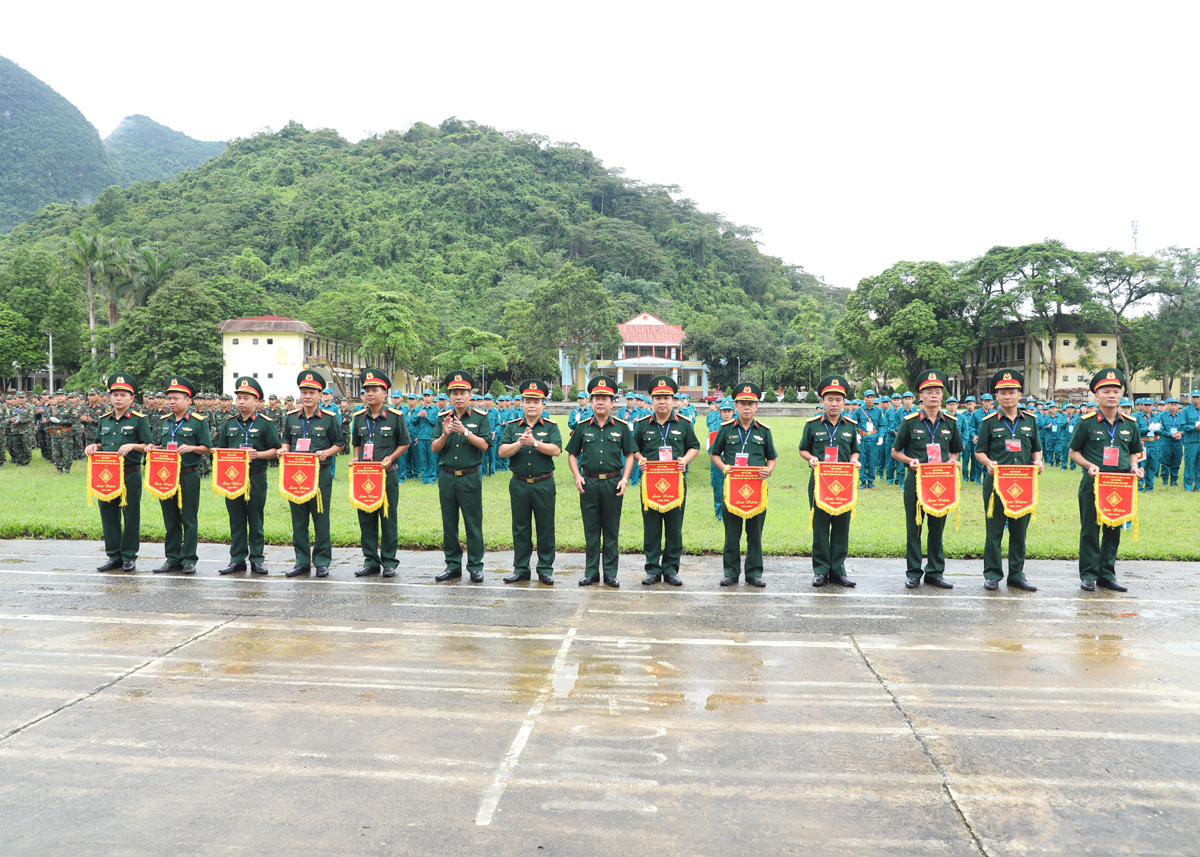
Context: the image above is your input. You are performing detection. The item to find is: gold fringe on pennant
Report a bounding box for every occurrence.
[640,463,686,514]
[347,461,388,515]
[987,491,996,519]
[212,450,252,501]
[1095,473,1137,540]
[990,466,1039,521]
[143,453,182,505]
[86,453,127,507]
[279,457,322,509]
[811,462,857,519]
[723,470,768,519]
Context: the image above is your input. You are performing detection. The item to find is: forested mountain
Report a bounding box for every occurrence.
[0,117,846,391]
[104,115,225,184]
[0,56,121,232]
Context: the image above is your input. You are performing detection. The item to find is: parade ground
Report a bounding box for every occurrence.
[2,539,1198,856]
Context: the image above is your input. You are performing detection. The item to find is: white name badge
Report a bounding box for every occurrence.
[295,438,311,452]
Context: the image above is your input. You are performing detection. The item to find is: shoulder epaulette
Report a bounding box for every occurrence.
[101,411,114,419]
[981,411,997,422]
[904,411,920,420]
[721,417,737,426]
[352,406,365,415]
[190,412,205,421]
[160,413,170,420]
[611,416,628,425]
[755,420,771,430]
[1089,412,1103,420]
[1121,412,1138,422]
[439,408,453,417]
[678,413,693,423]
[843,416,857,425]
[635,413,652,423]
[321,407,338,417]
[286,408,300,416]
[581,416,595,426]
[473,407,487,416]
[130,410,144,418]
[387,407,404,417]
[258,414,273,422]
[806,414,822,422]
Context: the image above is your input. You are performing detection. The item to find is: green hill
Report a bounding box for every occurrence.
[0,56,122,232]
[104,114,225,184]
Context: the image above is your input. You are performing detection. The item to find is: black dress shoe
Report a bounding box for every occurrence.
[218,563,247,575]
[96,559,122,572]
[469,571,484,583]
[1096,579,1128,592]
[152,563,183,574]
[905,577,921,589]
[538,573,554,585]
[314,567,329,578]
[812,575,828,587]
[642,574,661,586]
[603,576,619,588]
[1080,580,1096,591]
[285,566,311,578]
[121,561,136,572]
[925,576,953,589]
[381,568,396,578]
[1008,579,1037,592]
[983,579,999,590]
[578,577,597,586]
[180,565,196,575]
[504,572,531,583]
[829,574,856,587]
[746,577,766,588]
[663,573,683,586]
[250,563,268,575]
[720,576,738,587]
[355,566,381,577]
[435,569,462,582]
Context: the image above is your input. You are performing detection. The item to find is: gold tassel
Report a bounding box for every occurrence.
[808,507,814,530]
[915,505,923,527]
[987,491,995,518]
[87,493,94,507]
[955,506,961,532]
[1132,515,1139,542]
[177,490,183,510]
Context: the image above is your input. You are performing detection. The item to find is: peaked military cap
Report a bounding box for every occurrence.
[297,370,325,391]
[107,373,138,395]
[587,376,618,396]
[1090,368,1124,392]
[648,375,678,396]
[360,367,390,390]
[445,370,474,390]
[519,379,550,399]
[165,376,196,397]
[817,375,851,398]
[991,369,1024,392]
[914,370,948,392]
[234,377,264,400]
[732,382,761,402]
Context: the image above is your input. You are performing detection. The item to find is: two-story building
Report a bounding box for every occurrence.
[558,312,710,397]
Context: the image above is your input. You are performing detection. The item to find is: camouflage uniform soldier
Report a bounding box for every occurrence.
[45,389,79,473]
[9,392,35,464]
[36,395,51,460]
[68,392,84,460]
[194,393,213,478]
[0,394,8,467]
[79,389,104,459]
[265,394,283,467]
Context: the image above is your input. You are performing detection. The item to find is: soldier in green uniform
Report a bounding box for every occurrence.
[79,389,103,461]
[891,369,963,589]
[798,375,861,587]
[9,391,34,465]
[280,370,344,578]
[431,370,491,582]
[0,394,7,467]
[45,389,78,473]
[87,373,152,572]
[632,376,700,586]
[498,379,562,585]
[1068,368,1143,592]
[149,376,212,574]
[69,391,85,461]
[265,395,283,468]
[709,382,778,587]
[975,370,1043,592]
[567,376,636,587]
[351,368,411,578]
[215,377,281,576]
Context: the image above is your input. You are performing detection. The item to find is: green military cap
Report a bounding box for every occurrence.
[587,376,618,397]
[88,388,99,395]
[991,369,1024,392]
[445,370,474,390]
[268,393,279,401]
[1090,368,1124,392]
[233,376,264,400]
[54,388,66,395]
[817,375,851,398]
[648,375,678,396]
[297,369,325,390]
[518,379,551,398]
[912,369,949,392]
[360,367,390,390]
[165,376,197,397]
[107,373,138,395]
[732,382,762,402]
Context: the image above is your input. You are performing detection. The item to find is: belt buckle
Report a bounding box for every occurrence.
[598,473,608,479]
[454,470,463,476]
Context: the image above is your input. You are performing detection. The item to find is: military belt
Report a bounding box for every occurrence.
[513,473,554,484]
[441,465,479,476]
[180,466,199,476]
[584,470,623,480]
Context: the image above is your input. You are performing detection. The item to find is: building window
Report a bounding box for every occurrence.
[1063,339,1070,347]
[1063,374,1069,382]
[1017,343,1025,360]
[232,338,239,345]
[1078,375,1085,382]
[253,373,259,379]
[267,373,273,379]
[252,338,259,345]
[233,372,239,379]
[267,338,273,345]
[1100,339,1108,346]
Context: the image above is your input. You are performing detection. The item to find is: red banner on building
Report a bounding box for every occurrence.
[1095,471,1138,536]
[723,466,767,519]
[641,460,685,513]
[813,461,857,517]
[144,449,181,506]
[279,452,321,509]
[990,465,1038,519]
[348,460,387,515]
[213,448,251,501]
[86,452,126,505]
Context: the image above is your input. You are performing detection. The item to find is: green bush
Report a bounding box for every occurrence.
[568,384,579,400]
[489,379,506,397]
[783,386,798,403]
[804,390,818,403]
[550,385,564,402]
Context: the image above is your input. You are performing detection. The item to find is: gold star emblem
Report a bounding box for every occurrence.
[157,466,170,481]
[827,479,845,495]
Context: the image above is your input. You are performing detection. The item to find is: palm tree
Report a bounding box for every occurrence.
[49,230,107,361]
[96,237,134,360]
[128,247,180,307]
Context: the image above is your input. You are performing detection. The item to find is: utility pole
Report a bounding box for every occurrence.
[44,331,53,393]
[1132,220,1140,253]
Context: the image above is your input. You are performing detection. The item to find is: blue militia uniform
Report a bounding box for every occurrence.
[483,407,501,475]
[967,408,989,483]
[706,408,725,519]
[617,400,642,486]
[894,403,915,487]
[884,399,903,484]
[409,401,439,483]
[853,404,881,487]
[1136,409,1160,491]
[1182,400,1200,491]
[568,403,593,433]
[1062,413,1080,469]
[1159,410,1185,486]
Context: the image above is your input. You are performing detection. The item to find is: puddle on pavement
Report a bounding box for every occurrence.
[553,663,579,698]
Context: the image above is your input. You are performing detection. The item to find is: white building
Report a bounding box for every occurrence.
[558,312,710,396]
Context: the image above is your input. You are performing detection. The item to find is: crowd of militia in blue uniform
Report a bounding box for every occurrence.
[842,389,1200,494]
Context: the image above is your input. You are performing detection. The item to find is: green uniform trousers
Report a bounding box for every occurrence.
[982,475,1030,582]
[580,476,623,580]
[50,430,73,471]
[903,474,947,579]
[509,477,556,577]
[808,481,850,578]
[1078,476,1121,582]
[722,509,765,581]
[643,489,686,577]
[439,469,484,573]
[359,469,400,569]
[161,469,201,565]
[12,431,33,465]
[100,465,142,562]
[289,466,334,568]
[227,470,268,564]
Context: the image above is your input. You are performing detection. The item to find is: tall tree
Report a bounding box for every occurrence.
[519,264,622,383]
[48,230,107,361]
[1082,250,1168,389]
[128,246,180,308]
[115,271,224,390]
[436,326,507,390]
[358,290,437,380]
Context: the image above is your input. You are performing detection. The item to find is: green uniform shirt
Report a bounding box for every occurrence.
[432,407,490,468]
[282,407,344,453]
[351,406,412,462]
[798,415,860,462]
[977,410,1042,465]
[566,415,637,473]
[96,409,153,466]
[1069,411,1142,472]
[44,403,77,428]
[156,411,213,468]
[632,413,700,462]
[216,412,282,474]
[892,409,964,462]
[500,416,563,478]
[708,418,778,466]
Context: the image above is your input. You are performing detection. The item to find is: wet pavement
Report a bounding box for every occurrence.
[1,539,1198,856]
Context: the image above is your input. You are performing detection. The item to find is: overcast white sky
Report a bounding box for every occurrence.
[5,1,1197,290]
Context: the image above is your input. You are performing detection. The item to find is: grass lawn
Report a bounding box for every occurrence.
[3,416,1196,560]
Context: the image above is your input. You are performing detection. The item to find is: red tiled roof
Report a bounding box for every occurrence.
[220,316,315,334]
[619,323,684,344]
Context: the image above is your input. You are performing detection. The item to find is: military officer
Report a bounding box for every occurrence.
[567,376,635,587]
[891,369,963,590]
[87,373,152,572]
[798,375,861,587]
[69,391,85,461]
[498,379,562,585]
[708,382,778,587]
[632,376,700,586]
[192,392,213,478]
[44,389,78,473]
[213,378,280,575]
[280,370,344,578]
[348,369,411,577]
[431,371,491,582]
[148,376,212,574]
[975,370,1043,592]
[1068,368,1143,592]
[0,393,7,467]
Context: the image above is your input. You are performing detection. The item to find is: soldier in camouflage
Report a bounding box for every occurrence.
[44,389,79,473]
[9,391,34,465]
